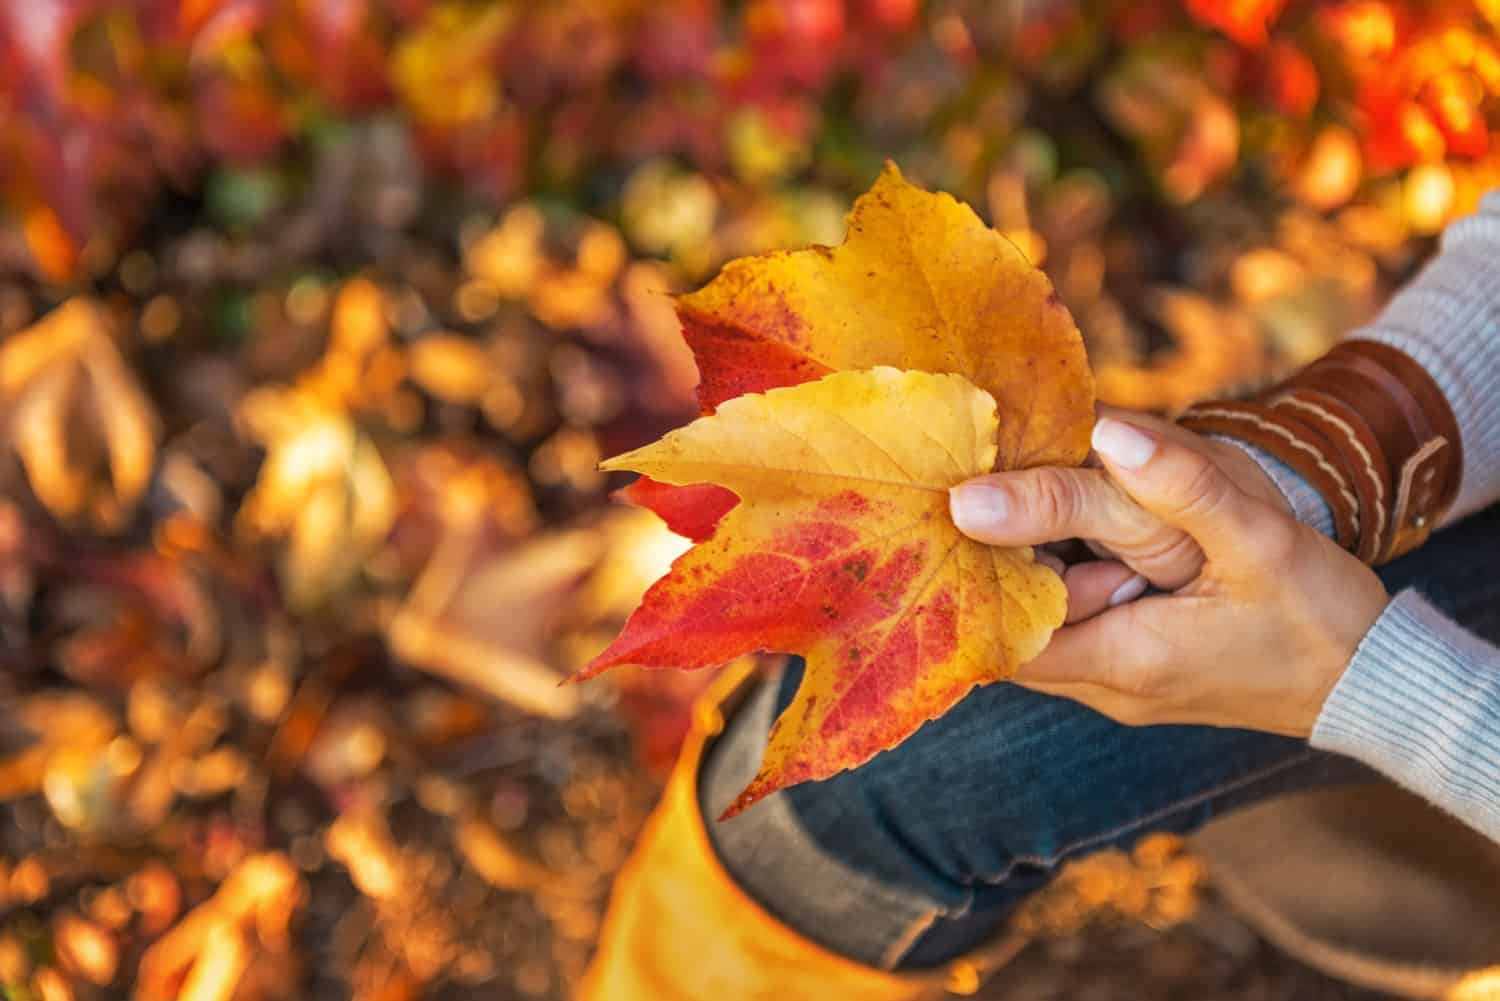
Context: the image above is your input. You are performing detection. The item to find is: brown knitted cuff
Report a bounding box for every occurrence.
[1179,341,1462,566]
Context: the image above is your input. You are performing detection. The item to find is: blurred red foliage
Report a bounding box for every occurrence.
[4,0,1500,280]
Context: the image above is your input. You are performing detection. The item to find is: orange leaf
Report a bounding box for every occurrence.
[1263,41,1319,117]
[678,162,1093,470]
[1185,0,1286,46]
[581,369,1068,814]
[628,163,1093,537]
[0,299,159,530]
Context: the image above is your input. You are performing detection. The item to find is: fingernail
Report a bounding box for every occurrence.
[1108,573,1148,607]
[949,484,1008,534]
[1092,418,1157,470]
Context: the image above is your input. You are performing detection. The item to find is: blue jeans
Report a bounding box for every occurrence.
[699,504,1500,970]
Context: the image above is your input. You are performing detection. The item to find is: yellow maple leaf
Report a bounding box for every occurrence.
[678,162,1094,470]
[581,368,1067,814]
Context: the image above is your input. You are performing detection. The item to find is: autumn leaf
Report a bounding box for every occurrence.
[630,162,1092,538]
[0,299,159,530]
[614,477,737,543]
[388,523,593,720]
[1094,290,1263,411]
[135,853,304,1001]
[237,386,396,609]
[579,368,1067,815]
[679,163,1092,465]
[1186,0,1286,46]
[589,167,1092,806]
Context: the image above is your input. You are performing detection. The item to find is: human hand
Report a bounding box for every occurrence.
[951,415,1389,737]
[951,405,1293,598]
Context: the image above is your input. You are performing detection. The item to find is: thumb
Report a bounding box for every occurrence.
[1090,416,1276,568]
[948,466,1161,549]
[949,461,1209,591]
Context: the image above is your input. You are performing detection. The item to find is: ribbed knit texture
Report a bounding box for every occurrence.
[1356,189,1500,524]
[1209,192,1500,841]
[1311,590,1500,841]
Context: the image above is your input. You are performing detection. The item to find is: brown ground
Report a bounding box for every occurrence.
[0,688,1400,1001]
[977,899,1393,1001]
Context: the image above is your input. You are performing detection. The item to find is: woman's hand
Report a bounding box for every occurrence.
[949,415,1390,737]
[951,406,1293,593]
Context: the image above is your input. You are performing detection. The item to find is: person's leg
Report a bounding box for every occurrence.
[700,503,1500,971]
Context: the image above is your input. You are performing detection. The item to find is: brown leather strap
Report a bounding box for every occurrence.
[1296,342,1462,561]
[1266,385,1391,563]
[1176,399,1361,551]
[1179,341,1463,566]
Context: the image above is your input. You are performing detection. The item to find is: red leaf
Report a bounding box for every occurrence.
[1420,70,1488,160]
[1263,41,1319,117]
[582,369,1072,813]
[680,304,835,412]
[615,477,739,543]
[1185,0,1286,47]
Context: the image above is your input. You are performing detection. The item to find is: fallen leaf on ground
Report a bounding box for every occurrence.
[388,523,596,719]
[236,386,396,609]
[1094,290,1263,412]
[0,299,158,529]
[134,853,303,1001]
[580,368,1067,813]
[0,694,117,801]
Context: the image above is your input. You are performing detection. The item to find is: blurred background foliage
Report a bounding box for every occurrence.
[1,1,1499,999]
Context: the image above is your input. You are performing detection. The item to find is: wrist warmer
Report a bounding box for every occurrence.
[1179,341,1462,565]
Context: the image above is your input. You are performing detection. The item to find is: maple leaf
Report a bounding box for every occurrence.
[629,162,1092,539]
[579,368,1068,815]
[680,162,1092,466]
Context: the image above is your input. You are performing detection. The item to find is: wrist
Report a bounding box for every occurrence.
[1301,558,1391,737]
[1309,588,1500,841]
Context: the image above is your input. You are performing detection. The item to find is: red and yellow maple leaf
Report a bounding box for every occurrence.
[580,368,1069,815]
[627,162,1093,540]
[680,162,1092,465]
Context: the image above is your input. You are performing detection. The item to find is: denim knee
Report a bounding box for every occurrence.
[702,661,1358,968]
[772,659,1353,895]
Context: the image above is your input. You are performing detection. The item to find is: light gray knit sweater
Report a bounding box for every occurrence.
[1227,190,1500,842]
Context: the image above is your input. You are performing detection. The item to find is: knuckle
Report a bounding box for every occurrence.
[1101,651,1171,701]
[1026,467,1083,535]
[1128,660,1176,701]
[1128,529,1202,583]
[1171,455,1234,523]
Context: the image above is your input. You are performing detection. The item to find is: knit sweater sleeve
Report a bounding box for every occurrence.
[1357,188,1500,524]
[1311,591,1500,842]
[1211,190,1500,841]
